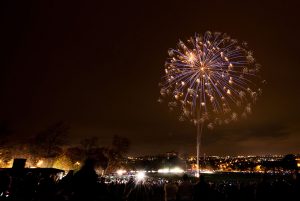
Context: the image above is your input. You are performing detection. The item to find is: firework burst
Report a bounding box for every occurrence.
[159,31,263,129]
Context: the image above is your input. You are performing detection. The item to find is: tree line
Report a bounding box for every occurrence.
[0,121,130,173]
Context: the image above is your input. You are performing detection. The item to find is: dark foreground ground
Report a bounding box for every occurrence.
[0,167,299,201]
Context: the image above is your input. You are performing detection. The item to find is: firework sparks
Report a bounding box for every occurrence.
[160,31,263,128]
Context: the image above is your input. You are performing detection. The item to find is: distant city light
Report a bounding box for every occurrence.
[200,170,214,174]
[158,168,169,173]
[116,169,127,176]
[158,167,184,174]
[135,171,146,181]
[170,167,184,173]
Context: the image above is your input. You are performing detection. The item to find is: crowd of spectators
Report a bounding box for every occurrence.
[0,160,299,201]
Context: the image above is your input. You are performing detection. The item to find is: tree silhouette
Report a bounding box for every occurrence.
[112,135,130,156]
[65,137,109,171]
[80,136,99,157]
[105,135,130,173]
[0,121,12,148]
[29,121,69,165]
[0,121,13,163]
[281,154,298,171]
[65,147,84,164]
[80,136,108,170]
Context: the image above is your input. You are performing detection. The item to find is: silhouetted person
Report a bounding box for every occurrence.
[193,175,210,201]
[291,173,300,201]
[71,159,98,201]
[256,175,271,201]
[35,174,57,201]
[98,177,109,200]
[177,174,193,201]
[21,172,38,201]
[126,182,151,201]
[0,171,11,198]
[123,176,135,200]
[164,179,178,201]
[56,170,74,200]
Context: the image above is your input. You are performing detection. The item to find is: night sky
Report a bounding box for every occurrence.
[1,0,300,156]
